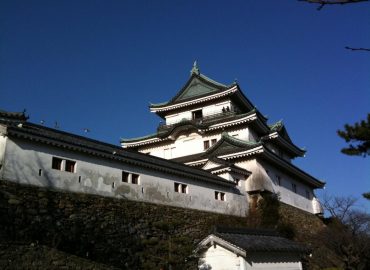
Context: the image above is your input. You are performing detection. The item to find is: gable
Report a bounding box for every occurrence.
[174,76,222,102]
[203,160,223,170]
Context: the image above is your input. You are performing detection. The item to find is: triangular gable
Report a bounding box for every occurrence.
[175,76,221,101]
[270,121,293,143]
[202,160,224,170]
[205,133,261,158]
[278,125,293,144]
[195,234,246,257]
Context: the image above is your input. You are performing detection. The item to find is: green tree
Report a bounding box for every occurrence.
[338,114,370,200]
[337,114,370,157]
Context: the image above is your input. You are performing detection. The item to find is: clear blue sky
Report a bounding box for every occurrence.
[1,0,369,209]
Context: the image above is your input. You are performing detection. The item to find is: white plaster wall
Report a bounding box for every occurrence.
[165,100,232,125]
[1,137,248,217]
[242,159,316,214]
[199,246,302,270]
[226,128,249,141]
[0,131,7,172]
[245,252,302,270]
[199,245,241,270]
[265,142,291,162]
[139,126,251,160]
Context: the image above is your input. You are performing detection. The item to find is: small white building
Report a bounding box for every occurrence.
[196,227,308,270]
[121,62,325,214]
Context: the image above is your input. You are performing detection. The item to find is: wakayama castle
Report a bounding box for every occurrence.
[121,62,324,214]
[0,62,324,217]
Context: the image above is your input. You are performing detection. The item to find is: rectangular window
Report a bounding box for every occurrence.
[174,182,187,194]
[132,174,140,185]
[306,190,310,199]
[174,183,180,193]
[122,171,129,182]
[215,191,226,201]
[65,160,76,173]
[52,157,63,170]
[211,139,217,146]
[52,157,76,173]
[192,109,203,120]
[276,175,281,186]
[204,140,210,150]
[292,183,297,193]
[181,184,187,194]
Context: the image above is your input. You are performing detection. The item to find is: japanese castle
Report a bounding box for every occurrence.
[121,62,324,214]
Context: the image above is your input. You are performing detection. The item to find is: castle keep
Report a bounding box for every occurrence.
[121,63,325,214]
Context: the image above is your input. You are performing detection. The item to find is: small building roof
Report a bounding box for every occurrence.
[196,226,309,255]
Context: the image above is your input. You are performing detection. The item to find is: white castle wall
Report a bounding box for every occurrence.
[236,160,319,214]
[0,136,248,217]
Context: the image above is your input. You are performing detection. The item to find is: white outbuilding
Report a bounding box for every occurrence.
[196,227,308,270]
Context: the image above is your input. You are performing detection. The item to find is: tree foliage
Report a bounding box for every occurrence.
[337,114,370,157]
[310,195,370,269]
[300,0,370,11]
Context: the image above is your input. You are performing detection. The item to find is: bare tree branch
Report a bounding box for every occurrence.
[345,46,370,52]
[299,0,369,10]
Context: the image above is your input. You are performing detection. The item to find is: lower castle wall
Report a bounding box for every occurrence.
[1,137,247,217]
[0,179,324,269]
[0,179,247,269]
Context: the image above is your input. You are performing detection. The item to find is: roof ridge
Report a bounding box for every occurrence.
[221,132,261,146]
[213,226,279,236]
[120,133,159,143]
[198,73,229,88]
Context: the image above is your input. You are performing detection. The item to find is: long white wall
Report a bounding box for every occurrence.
[1,137,248,217]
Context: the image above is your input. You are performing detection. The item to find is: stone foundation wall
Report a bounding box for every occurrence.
[279,202,325,239]
[0,180,247,269]
[0,243,119,270]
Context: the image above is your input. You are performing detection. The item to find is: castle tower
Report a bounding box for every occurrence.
[121,63,324,214]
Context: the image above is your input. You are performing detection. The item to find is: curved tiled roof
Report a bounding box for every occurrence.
[0,109,28,122]
[171,133,262,164]
[150,72,231,108]
[210,226,309,253]
[121,110,261,146]
[170,132,324,188]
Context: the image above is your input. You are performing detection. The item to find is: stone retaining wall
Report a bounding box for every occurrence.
[0,180,247,269]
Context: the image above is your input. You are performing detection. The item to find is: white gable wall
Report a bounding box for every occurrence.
[199,244,242,270]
